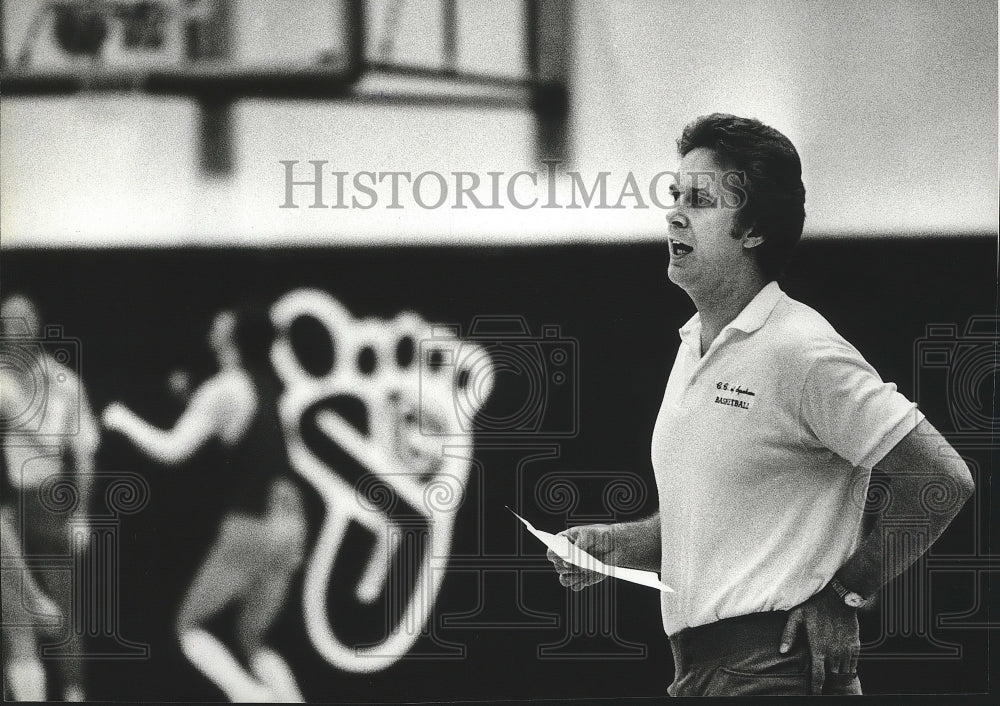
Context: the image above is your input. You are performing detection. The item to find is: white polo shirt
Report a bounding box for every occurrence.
[651,282,922,636]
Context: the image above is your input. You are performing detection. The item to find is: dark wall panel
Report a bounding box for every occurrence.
[1,236,994,700]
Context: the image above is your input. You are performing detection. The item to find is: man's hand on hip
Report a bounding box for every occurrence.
[779,583,860,695]
[546,524,617,591]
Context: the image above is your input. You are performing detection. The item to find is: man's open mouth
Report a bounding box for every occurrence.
[670,239,694,257]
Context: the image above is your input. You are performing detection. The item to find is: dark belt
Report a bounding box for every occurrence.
[669,610,791,672]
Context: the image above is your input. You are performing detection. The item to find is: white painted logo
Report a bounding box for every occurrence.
[270,289,493,673]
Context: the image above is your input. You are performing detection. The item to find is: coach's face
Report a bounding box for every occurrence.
[665,148,745,295]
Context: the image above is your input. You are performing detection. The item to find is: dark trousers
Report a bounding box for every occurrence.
[668,611,862,697]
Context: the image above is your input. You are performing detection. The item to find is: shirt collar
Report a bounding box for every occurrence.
[678,281,785,345]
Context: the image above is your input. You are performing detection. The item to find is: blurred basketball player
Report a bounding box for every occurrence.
[2,359,62,702]
[1,294,98,702]
[1,508,61,701]
[101,309,307,702]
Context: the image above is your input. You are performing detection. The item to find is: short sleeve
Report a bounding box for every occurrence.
[193,370,257,441]
[799,340,924,469]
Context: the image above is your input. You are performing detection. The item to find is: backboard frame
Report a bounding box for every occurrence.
[0,0,570,166]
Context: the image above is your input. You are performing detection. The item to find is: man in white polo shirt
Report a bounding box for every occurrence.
[547,114,974,696]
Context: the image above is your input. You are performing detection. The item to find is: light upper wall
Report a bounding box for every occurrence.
[1,0,996,247]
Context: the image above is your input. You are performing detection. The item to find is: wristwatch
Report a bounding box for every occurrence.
[829,577,870,609]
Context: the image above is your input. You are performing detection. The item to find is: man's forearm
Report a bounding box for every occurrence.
[610,512,662,572]
[837,459,973,598]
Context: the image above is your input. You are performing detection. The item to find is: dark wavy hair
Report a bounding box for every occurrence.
[677,113,806,281]
[231,306,278,374]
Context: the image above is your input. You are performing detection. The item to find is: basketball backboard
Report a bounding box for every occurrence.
[0,0,570,168]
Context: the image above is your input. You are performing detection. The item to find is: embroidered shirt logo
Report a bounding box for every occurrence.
[714,381,756,410]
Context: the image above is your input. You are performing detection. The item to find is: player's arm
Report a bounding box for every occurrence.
[101,378,227,465]
[547,512,662,591]
[834,418,973,597]
[67,377,100,516]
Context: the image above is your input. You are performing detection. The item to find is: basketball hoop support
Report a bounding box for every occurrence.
[0,0,571,172]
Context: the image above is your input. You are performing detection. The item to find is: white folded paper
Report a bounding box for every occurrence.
[510,508,674,593]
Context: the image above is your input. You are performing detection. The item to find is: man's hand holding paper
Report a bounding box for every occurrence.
[511,509,673,593]
[548,524,617,591]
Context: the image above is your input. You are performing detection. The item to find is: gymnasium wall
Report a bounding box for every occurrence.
[1,0,997,246]
[3,236,994,700]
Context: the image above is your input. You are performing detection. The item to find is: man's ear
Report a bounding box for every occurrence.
[742,229,765,249]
